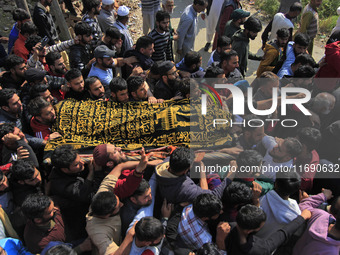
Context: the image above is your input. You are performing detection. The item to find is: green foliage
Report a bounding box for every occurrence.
[255,0,280,18]
[301,0,340,19]
[320,15,338,34]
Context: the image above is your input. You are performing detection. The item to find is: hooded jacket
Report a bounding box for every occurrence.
[315,41,340,92]
[257,40,281,77]
[155,161,231,204]
[293,193,340,255]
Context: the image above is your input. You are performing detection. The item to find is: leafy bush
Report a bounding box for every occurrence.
[320,15,338,34]
[255,0,280,18]
[301,0,340,19]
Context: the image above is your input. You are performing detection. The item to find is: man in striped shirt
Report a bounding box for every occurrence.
[148,11,173,62]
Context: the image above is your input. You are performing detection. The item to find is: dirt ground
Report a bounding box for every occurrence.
[170,0,325,82]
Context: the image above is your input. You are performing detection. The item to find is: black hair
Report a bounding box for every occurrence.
[297,127,321,151]
[193,193,222,219]
[135,217,164,242]
[21,193,51,220]
[156,10,170,22]
[293,53,316,67]
[178,78,191,96]
[289,2,303,12]
[184,51,201,67]
[45,244,77,255]
[28,96,51,117]
[25,35,42,53]
[91,191,117,216]
[10,159,36,181]
[335,211,340,231]
[4,55,25,71]
[0,123,15,141]
[74,21,92,36]
[220,50,238,65]
[46,52,62,67]
[29,83,50,99]
[237,204,266,230]
[193,0,207,6]
[12,8,30,21]
[236,150,263,169]
[222,181,252,208]
[82,0,101,13]
[284,137,302,158]
[169,147,195,174]
[0,89,17,107]
[65,69,82,82]
[330,197,340,217]
[85,76,100,90]
[327,31,340,44]
[51,145,78,169]
[127,76,144,94]
[105,27,121,39]
[204,64,224,78]
[136,36,154,52]
[244,16,262,32]
[196,243,221,255]
[294,33,310,47]
[294,65,315,78]
[149,62,160,75]
[275,171,301,197]
[20,21,37,35]
[217,36,232,48]
[132,179,150,198]
[109,77,128,93]
[277,28,289,38]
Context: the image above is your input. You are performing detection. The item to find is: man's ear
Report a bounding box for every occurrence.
[10,68,16,76]
[130,196,137,204]
[1,106,9,112]
[131,91,136,99]
[66,82,71,88]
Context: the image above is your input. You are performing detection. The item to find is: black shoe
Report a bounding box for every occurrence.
[204,43,211,52]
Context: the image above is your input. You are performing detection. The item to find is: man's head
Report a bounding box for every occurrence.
[105,27,122,48]
[29,83,54,103]
[130,179,152,206]
[135,217,164,247]
[116,6,130,24]
[216,36,232,54]
[94,45,115,69]
[20,21,37,37]
[244,16,262,40]
[276,28,289,48]
[296,127,321,153]
[193,193,222,221]
[242,115,265,146]
[91,191,122,217]
[236,204,266,233]
[25,68,48,86]
[85,76,105,100]
[192,0,208,13]
[231,9,250,24]
[168,147,195,175]
[83,0,102,15]
[46,52,67,75]
[25,35,42,56]
[101,0,115,11]
[51,145,84,174]
[74,21,93,45]
[220,50,239,75]
[288,2,302,18]
[293,33,310,56]
[21,194,56,225]
[109,77,129,103]
[45,244,77,255]
[65,69,85,93]
[291,53,316,74]
[162,0,174,14]
[237,150,263,172]
[310,92,336,115]
[156,10,170,32]
[28,97,56,125]
[40,0,53,7]
[93,144,127,169]
[10,159,42,187]
[12,8,30,29]
[184,51,202,73]
[127,76,148,101]
[0,123,24,149]
[0,89,23,116]
[159,61,179,87]
[204,64,225,79]
[269,137,302,162]
[136,36,155,58]
[4,55,26,79]
[258,71,279,97]
[222,181,252,209]
[0,171,10,193]
[310,0,322,9]
[179,78,200,99]
[275,171,301,198]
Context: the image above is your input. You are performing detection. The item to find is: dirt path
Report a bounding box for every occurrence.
[170,0,325,81]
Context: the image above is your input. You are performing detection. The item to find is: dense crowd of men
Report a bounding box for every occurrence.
[0,0,339,254]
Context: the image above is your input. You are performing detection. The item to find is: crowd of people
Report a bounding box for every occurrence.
[0,0,339,254]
